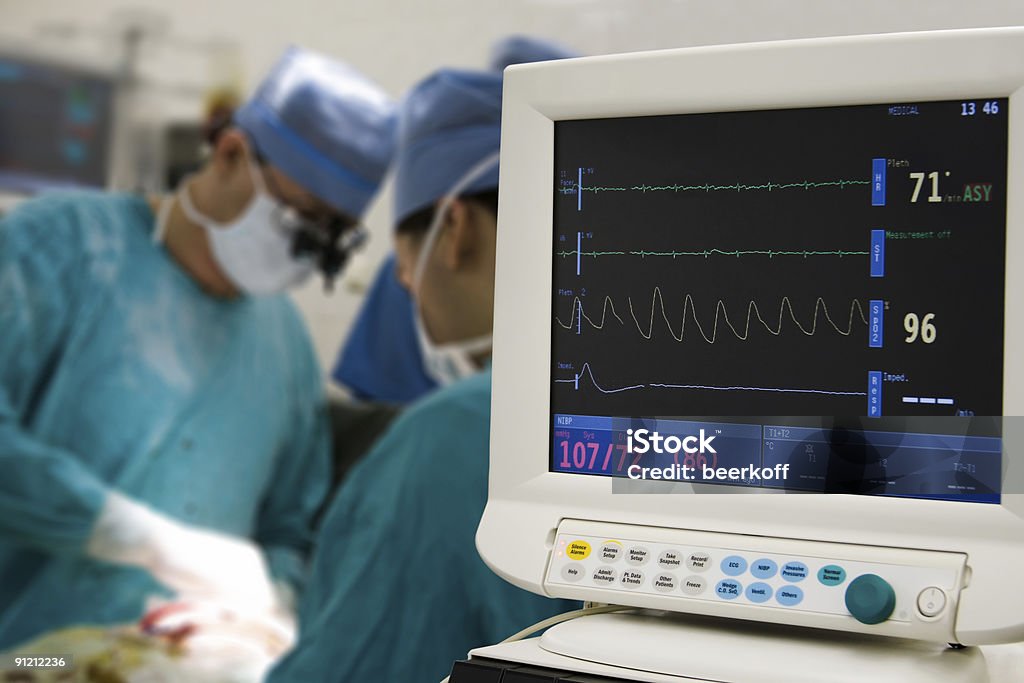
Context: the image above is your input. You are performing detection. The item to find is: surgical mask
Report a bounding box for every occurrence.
[176,161,316,296]
[412,151,500,386]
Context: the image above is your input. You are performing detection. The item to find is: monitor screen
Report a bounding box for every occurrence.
[0,54,115,192]
[549,99,1007,503]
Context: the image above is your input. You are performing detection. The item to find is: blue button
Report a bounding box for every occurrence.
[818,564,847,587]
[750,558,778,579]
[781,561,809,582]
[746,582,773,603]
[777,586,804,607]
[721,555,748,576]
[715,579,742,600]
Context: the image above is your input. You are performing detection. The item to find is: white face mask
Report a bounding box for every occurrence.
[412,151,501,386]
[175,160,316,296]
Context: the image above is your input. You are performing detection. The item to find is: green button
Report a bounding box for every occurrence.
[845,574,896,625]
[818,564,847,586]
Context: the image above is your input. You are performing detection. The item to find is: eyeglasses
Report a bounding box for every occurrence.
[253,146,367,291]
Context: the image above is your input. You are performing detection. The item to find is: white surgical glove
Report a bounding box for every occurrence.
[87,492,278,613]
[138,599,297,682]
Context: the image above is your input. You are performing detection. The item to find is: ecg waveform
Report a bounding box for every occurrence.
[555,289,869,342]
[559,177,871,196]
[557,247,869,259]
[555,362,868,397]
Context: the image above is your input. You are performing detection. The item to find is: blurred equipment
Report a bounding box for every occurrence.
[164,60,245,189]
[32,8,246,195]
[163,122,206,190]
[0,52,116,192]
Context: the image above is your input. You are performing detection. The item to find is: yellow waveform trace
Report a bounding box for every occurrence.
[555,289,869,342]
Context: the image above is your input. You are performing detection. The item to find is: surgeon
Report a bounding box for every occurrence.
[331,34,577,403]
[267,38,578,683]
[0,47,395,649]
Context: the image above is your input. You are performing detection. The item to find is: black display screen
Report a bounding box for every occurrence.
[0,55,115,192]
[549,99,1007,503]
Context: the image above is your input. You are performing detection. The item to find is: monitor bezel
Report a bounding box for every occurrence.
[479,27,1024,644]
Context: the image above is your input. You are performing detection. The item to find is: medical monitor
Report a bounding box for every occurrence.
[479,28,1024,646]
[0,51,116,193]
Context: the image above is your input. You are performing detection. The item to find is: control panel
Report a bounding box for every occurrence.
[544,520,968,642]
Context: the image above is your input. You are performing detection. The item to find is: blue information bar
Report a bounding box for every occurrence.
[554,414,616,431]
[761,425,1001,503]
[868,371,882,417]
[553,413,1001,503]
[872,158,886,206]
[870,229,885,277]
[869,300,884,348]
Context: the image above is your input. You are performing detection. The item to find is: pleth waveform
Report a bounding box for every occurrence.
[554,288,869,342]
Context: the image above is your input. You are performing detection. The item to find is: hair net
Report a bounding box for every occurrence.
[235,46,396,218]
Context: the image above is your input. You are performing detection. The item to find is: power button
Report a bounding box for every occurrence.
[916,587,947,618]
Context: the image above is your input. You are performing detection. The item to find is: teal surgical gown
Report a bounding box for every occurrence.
[268,368,575,683]
[0,192,330,649]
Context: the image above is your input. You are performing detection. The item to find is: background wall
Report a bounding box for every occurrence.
[2,0,1022,378]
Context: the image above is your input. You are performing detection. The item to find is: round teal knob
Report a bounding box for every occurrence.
[845,574,896,625]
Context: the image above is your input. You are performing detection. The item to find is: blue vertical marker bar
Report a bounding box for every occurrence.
[871,158,886,206]
[578,167,583,211]
[870,230,885,277]
[868,371,882,417]
[577,231,581,275]
[869,300,884,348]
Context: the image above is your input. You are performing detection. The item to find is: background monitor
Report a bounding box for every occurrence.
[0,51,116,193]
[478,28,1024,645]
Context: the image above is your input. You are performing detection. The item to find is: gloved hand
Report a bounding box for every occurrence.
[138,600,296,683]
[86,492,278,613]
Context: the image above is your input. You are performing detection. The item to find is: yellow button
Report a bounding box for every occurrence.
[567,540,592,560]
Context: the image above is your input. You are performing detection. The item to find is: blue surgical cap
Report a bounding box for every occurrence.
[393,37,578,225]
[392,68,503,224]
[489,35,578,72]
[235,46,396,219]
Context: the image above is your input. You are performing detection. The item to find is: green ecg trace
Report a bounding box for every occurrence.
[559,178,871,194]
[557,248,869,259]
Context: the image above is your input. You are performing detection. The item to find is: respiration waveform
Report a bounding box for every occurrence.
[554,289,869,342]
[554,362,868,397]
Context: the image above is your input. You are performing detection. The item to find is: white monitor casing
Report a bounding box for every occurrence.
[478,28,1024,646]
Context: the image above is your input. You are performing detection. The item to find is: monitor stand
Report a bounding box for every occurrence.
[465,610,988,682]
